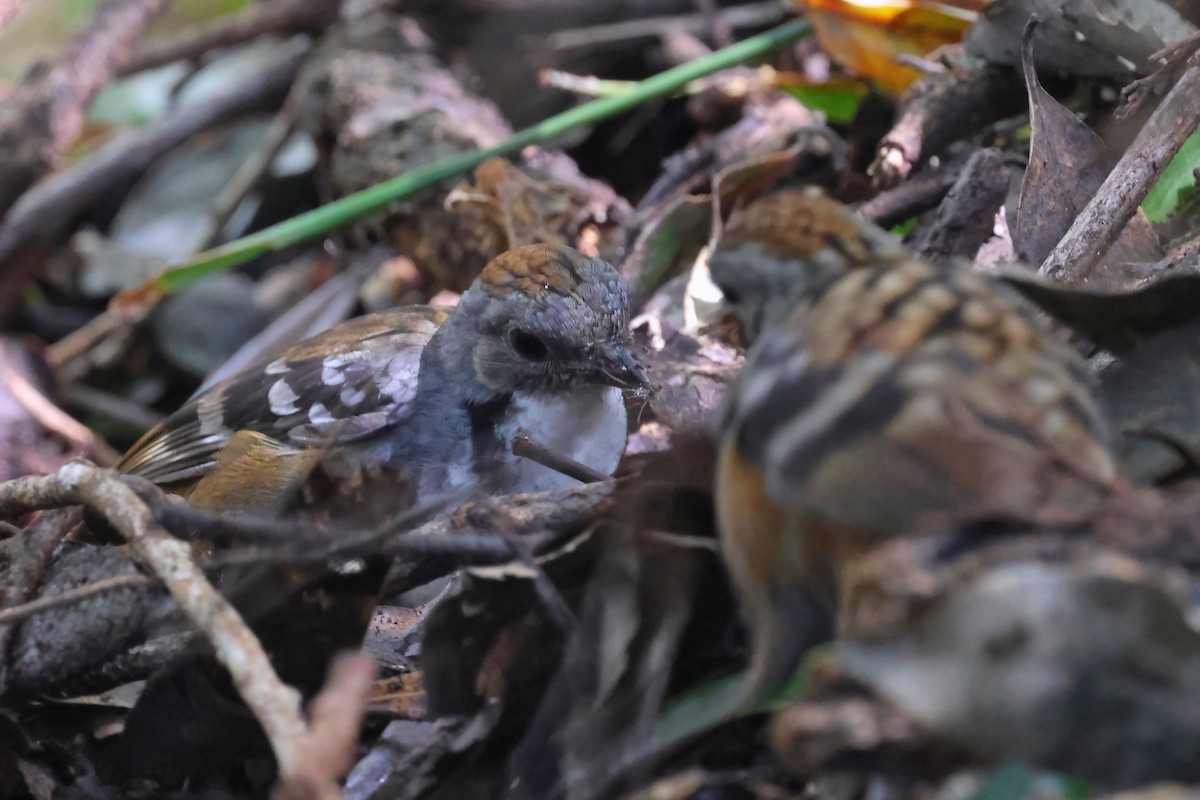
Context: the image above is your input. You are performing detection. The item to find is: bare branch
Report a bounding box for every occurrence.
[1,365,120,465]
[271,652,375,800]
[512,429,610,484]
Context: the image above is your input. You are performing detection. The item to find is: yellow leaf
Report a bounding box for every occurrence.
[796,0,984,93]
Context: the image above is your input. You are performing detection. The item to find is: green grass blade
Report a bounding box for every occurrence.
[153,18,812,292]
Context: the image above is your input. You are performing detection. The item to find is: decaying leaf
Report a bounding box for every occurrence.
[1014,19,1160,288]
[343,714,499,800]
[624,127,838,303]
[76,117,280,298]
[907,147,1022,261]
[445,154,633,268]
[421,531,596,718]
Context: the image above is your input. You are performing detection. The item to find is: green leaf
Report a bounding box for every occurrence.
[651,671,746,750]
[651,644,824,750]
[1143,128,1200,223]
[785,84,865,124]
[629,194,711,295]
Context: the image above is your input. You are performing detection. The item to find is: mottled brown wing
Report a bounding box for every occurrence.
[119,306,450,485]
[725,259,1116,536]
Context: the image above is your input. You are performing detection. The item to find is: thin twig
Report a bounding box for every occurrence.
[202,108,299,250]
[120,0,339,76]
[0,573,154,627]
[512,429,610,484]
[857,167,959,228]
[43,312,128,377]
[1,365,121,465]
[122,475,570,573]
[123,474,486,554]
[1117,31,1200,121]
[208,530,532,570]
[1040,59,1200,284]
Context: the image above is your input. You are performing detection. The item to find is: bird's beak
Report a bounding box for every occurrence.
[596,345,651,390]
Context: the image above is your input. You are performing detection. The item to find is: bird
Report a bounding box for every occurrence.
[708,187,908,341]
[118,244,650,514]
[709,188,1119,699]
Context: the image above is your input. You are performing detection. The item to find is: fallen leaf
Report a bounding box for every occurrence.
[1014,19,1160,288]
[367,671,426,719]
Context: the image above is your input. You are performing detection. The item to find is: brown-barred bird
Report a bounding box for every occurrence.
[709,188,1118,698]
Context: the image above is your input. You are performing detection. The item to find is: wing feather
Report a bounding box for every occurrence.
[119,306,448,484]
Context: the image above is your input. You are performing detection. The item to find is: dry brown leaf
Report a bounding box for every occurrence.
[1014,20,1160,288]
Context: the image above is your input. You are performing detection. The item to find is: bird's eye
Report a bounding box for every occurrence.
[717,283,741,304]
[509,328,549,361]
